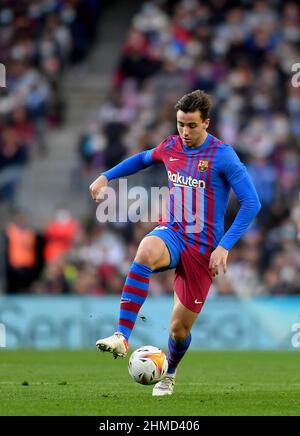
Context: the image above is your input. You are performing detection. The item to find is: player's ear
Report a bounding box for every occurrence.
[204,118,210,129]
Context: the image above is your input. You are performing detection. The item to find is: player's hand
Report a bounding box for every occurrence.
[209,246,228,277]
[89,175,109,203]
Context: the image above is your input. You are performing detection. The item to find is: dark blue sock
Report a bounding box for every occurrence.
[167,333,192,374]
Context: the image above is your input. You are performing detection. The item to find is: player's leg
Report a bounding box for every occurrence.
[152,294,197,396]
[167,293,197,373]
[153,247,213,395]
[117,235,170,339]
[96,235,170,357]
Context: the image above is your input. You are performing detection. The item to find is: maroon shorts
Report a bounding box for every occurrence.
[173,245,213,313]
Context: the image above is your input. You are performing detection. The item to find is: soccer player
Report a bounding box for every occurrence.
[90,90,261,396]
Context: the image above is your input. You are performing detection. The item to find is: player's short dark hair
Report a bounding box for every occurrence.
[175,90,212,121]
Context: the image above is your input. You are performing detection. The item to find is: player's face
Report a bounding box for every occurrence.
[176,110,210,148]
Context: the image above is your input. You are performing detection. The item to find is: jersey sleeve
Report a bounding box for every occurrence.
[220,145,248,183]
[101,136,170,181]
[219,174,261,250]
[218,145,261,250]
[102,150,156,181]
[150,136,171,162]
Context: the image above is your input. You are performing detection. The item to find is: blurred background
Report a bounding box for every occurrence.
[0,0,299,350]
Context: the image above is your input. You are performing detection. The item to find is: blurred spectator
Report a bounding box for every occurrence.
[44,209,81,264]
[0,126,28,203]
[35,258,70,295]
[0,0,104,202]
[3,210,44,293]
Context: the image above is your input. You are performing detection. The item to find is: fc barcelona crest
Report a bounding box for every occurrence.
[198,160,209,172]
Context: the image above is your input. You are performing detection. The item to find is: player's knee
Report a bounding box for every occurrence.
[170,320,190,342]
[134,246,158,269]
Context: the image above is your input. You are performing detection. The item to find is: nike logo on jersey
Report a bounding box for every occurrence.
[169,157,179,161]
[194,299,203,304]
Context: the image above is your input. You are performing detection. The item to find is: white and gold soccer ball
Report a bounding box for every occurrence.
[128,345,168,385]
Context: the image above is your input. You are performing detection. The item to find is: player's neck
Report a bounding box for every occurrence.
[187,131,208,149]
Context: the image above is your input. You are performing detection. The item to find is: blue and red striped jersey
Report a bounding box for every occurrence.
[147,133,261,254]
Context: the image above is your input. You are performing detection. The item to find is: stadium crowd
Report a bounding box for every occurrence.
[0,0,103,203]
[1,0,300,296]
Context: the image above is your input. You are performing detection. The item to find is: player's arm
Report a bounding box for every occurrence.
[89,149,156,202]
[210,147,261,276]
[219,173,261,250]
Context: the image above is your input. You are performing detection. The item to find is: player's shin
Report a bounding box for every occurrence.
[167,333,192,374]
[118,261,152,341]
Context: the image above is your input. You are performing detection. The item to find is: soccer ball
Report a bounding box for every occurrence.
[128,345,168,385]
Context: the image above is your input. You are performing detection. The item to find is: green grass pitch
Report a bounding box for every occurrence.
[0,350,299,416]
